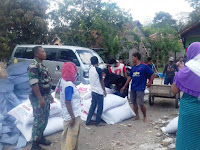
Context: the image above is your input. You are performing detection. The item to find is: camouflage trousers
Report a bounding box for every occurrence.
[30,94,51,141]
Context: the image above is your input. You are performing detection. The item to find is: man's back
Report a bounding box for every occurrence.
[89,66,103,95]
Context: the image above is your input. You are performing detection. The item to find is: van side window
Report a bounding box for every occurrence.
[59,49,80,66]
[44,48,57,61]
[14,47,26,58]
[22,48,34,59]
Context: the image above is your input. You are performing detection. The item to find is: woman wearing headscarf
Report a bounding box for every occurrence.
[58,62,81,150]
[171,42,200,150]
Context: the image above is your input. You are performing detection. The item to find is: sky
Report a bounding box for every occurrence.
[105,0,193,24]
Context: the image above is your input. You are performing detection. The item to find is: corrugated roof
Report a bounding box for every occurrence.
[179,20,200,36]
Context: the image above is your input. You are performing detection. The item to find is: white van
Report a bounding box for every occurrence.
[10,45,105,86]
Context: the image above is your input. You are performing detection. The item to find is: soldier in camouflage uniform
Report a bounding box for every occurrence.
[28,46,53,150]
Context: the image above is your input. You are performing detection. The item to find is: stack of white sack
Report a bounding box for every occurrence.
[161,116,179,134]
[81,94,135,124]
[77,83,135,124]
[7,61,32,101]
[8,92,64,142]
[77,83,115,100]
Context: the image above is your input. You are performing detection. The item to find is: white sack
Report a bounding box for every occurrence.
[81,87,115,100]
[8,98,62,127]
[17,117,63,141]
[186,53,200,77]
[80,104,96,121]
[76,83,91,98]
[161,116,179,134]
[145,89,149,94]
[80,94,127,122]
[101,101,135,124]
[81,94,127,113]
[105,88,115,94]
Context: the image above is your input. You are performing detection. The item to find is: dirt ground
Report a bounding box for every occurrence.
[6,79,179,150]
[23,100,179,149]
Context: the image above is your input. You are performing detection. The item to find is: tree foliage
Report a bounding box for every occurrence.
[186,0,200,23]
[153,11,177,30]
[143,12,183,68]
[186,0,200,8]
[0,0,49,60]
[49,0,134,61]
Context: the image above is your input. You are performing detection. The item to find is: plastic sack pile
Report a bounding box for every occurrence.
[0,61,33,150]
[7,61,32,101]
[1,61,137,149]
[0,61,63,149]
[77,83,136,124]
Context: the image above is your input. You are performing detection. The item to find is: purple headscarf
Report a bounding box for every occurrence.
[174,42,200,97]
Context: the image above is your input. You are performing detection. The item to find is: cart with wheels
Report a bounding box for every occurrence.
[149,84,180,108]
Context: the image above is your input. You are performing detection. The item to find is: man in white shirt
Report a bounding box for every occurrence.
[86,56,106,126]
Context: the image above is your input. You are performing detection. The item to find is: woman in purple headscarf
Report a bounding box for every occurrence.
[171,42,200,150]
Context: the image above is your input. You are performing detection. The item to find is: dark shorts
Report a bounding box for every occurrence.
[130,91,145,106]
[164,77,174,85]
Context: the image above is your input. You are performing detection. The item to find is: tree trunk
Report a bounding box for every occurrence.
[175,52,177,62]
[163,56,166,69]
[156,48,159,69]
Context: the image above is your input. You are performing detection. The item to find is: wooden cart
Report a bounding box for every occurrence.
[149,84,180,108]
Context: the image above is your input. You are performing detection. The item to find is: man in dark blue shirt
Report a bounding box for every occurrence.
[121,52,155,123]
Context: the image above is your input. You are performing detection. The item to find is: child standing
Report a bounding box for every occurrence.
[86,56,106,126]
[59,62,81,150]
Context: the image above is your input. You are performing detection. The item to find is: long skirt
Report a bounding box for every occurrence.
[176,93,200,150]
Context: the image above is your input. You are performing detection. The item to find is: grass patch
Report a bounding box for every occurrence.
[157,67,164,73]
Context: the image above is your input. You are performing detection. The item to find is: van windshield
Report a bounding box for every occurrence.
[76,50,103,65]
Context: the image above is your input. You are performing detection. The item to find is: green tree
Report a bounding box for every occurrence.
[49,0,133,61]
[143,12,183,69]
[0,0,49,61]
[153,11,177,30]
[186,0,200,8]
[186,0,200,23]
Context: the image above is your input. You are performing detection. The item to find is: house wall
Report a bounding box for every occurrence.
[182,25,200,53]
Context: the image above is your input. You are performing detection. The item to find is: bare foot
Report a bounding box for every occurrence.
[133,116,139,121]
[143,117,147,123]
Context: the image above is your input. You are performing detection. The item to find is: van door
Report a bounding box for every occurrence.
[43,48,59,86]
[56,49,81,84]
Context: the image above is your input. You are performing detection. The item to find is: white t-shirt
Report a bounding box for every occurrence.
[109,63,126,77]
[60,78,81,121]
[89,66,104,95]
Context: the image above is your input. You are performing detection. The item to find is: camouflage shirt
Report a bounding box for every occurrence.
[28,58,52,95]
